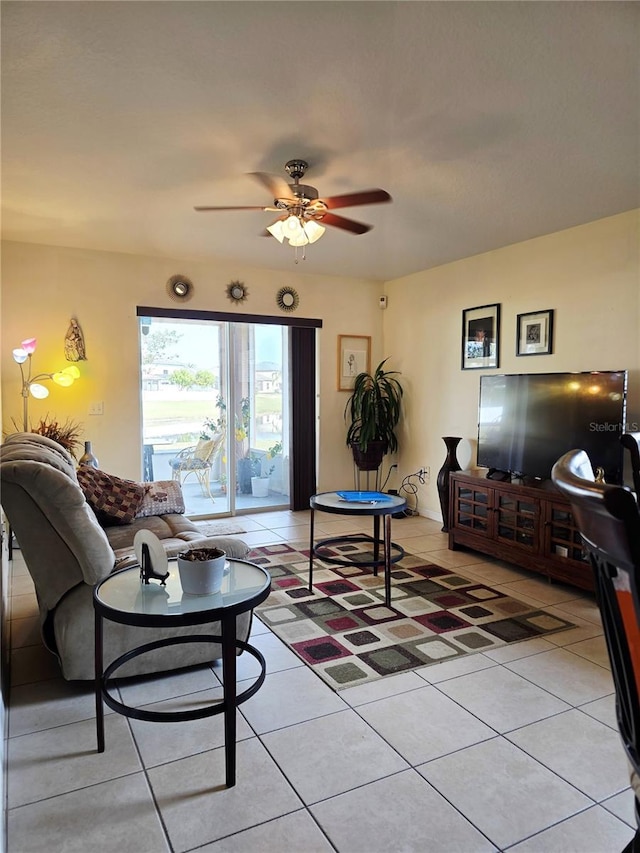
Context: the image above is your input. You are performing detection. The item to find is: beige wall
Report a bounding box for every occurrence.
[384,209,640,520]
[0,241,384,490]
[2,208,638,520]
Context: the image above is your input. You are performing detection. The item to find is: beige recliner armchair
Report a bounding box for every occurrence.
[0,432,251,681]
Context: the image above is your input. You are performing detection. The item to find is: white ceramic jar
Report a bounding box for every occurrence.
[177,547,226,595]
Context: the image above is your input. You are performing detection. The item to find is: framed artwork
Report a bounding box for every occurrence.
[338,334,371,391]
[461,303,500,370]
[517,309,554,356]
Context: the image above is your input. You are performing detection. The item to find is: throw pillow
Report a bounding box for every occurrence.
[193,439,214,461]
[77,467,145,526]
[136,480,185,517]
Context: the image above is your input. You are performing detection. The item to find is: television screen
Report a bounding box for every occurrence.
[477,371,628,483]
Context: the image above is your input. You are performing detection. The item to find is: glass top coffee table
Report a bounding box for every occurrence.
[308,491,407,607]
[93,558,271,788]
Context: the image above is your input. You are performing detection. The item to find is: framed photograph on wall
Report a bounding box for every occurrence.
[517,309,554,356]
[338,334,371,391]
[461,303,500,370]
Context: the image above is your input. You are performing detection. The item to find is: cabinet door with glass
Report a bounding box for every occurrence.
[450,480,493,536]
[493,487,540,555]
[541,498,591,587]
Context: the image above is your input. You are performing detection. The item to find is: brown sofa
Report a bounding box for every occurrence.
[0,432,251,680]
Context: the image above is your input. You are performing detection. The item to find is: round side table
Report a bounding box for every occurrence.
[93,558,270,788]
[308,491,407,606]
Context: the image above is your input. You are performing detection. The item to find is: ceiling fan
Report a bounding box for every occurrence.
[194,159,391,248]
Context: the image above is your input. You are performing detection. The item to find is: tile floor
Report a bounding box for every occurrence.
[6,511,637,852]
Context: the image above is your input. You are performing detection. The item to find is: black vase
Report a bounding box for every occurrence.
[436,436,462,532]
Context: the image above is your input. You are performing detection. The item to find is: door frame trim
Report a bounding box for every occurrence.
[137,306,322,329]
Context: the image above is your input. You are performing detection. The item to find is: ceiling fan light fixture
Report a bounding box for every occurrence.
[266,220,286,243]
[288,230,309,247]
[195,158,390,262]
[283,214,303,238]
[304,220,325,244]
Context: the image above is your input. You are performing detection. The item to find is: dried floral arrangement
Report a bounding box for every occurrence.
[10,414,84,458]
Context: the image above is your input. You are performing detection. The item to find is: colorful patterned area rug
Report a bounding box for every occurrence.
[250,539,576,692]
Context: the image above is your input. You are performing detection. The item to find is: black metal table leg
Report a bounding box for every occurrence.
[308,507,315,593]
[94,609,105,753]
[372,515,381,576]
[221,613,237,787]
[384,513,392,607]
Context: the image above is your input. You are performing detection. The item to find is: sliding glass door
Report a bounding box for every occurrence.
[139,314,289,517]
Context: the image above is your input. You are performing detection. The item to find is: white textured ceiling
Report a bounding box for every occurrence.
[2,1,639,281]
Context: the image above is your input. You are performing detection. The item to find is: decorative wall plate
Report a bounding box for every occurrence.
[277,286,299,312]
[226,280,248,303]
[167,274,194,301]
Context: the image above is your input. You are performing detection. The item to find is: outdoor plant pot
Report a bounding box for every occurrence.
[251,476,270,497]
[177,546,226,595]
[237,457,254,494]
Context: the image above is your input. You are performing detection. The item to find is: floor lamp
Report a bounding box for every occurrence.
[12,338,80,430]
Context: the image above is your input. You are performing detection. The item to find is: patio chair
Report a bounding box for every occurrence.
[170,431,224,498]
[551,449,640,852]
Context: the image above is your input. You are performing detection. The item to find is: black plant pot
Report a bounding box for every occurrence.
[237,457,255,494]
[436,436,462,532]
[350,441,386,472]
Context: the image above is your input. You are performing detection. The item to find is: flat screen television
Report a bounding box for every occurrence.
[477,371,628,484]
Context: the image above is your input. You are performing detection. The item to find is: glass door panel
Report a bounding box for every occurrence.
[230,322,289,514]
[139,315,289,518]
[139,316,229,516]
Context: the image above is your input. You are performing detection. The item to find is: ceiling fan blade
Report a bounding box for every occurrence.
[321,212,372,235]
[322,189,391,210]
[249,172,295,201]
[194,205,278,212]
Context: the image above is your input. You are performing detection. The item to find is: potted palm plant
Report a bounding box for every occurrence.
[344,358,403,471]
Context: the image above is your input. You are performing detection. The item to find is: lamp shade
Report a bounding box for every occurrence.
[266,220,286,243]
[12,348,28,364]
[52,365,80,386]
[304,220,325,244]
[52,372,74,387]
[283,215,303,238]
[288,230,309,247]
[21,338,37,354]
[29,383,50,399]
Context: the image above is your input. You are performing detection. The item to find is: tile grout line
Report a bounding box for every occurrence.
[118,685,176,853]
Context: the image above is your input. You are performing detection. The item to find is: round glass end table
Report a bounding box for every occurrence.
[93,558,270,788]
[308,491,407,606]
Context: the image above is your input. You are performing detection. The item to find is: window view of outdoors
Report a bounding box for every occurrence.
[139,316,289,517]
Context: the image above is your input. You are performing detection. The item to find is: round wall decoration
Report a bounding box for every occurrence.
[276,286,299,312]
[226,280,248,303]
[167,274,194,301]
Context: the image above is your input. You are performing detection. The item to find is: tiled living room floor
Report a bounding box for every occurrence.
[6,511,637,852]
